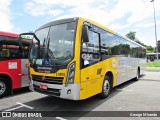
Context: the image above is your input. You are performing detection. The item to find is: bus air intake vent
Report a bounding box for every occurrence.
[32,75,63,85]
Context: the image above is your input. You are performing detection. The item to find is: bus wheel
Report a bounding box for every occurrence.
[0,78,9,98]
[100,76,111,98]
[135,68,140,81]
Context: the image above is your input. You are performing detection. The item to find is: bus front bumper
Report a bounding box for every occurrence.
[29,80,80,100]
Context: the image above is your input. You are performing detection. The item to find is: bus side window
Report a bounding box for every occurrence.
[100,29,118,55]
[0,45,2,57]
[2,49,10,57]
[81,28,100,66]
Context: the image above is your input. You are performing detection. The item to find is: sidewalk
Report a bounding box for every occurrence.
[146,67,160,72]
[140,71,160,81]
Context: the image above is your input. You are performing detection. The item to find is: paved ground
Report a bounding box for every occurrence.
[140,71,160,81]
[146,67,160,72]
[0,71,160,120]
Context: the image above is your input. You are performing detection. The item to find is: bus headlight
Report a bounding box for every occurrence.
[66,62,75,84]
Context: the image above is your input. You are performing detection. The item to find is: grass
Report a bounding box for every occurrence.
[147,61,160,67]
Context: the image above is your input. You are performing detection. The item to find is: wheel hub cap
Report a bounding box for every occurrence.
[0,82,6,95]
[103,80,110,95]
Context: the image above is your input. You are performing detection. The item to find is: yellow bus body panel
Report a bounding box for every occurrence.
[76,18,118,100]
[80,57,118,100]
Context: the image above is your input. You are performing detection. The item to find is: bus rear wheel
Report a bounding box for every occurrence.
[135,68,140,81]
[0,77,10,98]
[100,76,111,98]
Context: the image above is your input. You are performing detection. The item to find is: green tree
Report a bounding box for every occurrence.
[135,40,146,47]
[146,46,154,53]
[126,31,136,40]
[158,40,160,52]
[126,31,155,53]
[126,31,142,45]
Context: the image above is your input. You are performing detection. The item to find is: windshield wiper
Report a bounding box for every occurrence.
[43,38,46,47]
[46,38,50,56]
[44,38,53,65]
[44,37,50,58]
[45,38,57,66]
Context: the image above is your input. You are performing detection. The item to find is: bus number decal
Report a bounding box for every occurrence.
[81,53,93,60]
[56,73,65,77]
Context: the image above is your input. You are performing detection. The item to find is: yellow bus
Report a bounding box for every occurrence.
[21,17,146,100]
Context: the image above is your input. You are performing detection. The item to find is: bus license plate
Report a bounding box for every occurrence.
[39,84,48,90]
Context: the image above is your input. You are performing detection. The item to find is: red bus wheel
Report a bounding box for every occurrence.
[0,78,9,98]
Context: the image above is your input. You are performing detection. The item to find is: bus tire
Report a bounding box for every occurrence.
[0,77,10,98]
[100,76,111,98]
[135,68,140,81]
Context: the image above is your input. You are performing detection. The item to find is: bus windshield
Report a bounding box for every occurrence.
[29,22,76,66]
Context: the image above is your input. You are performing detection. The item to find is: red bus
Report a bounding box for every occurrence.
[0,31,31,97]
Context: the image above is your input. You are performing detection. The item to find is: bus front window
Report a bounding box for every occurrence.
[30,22,76,66]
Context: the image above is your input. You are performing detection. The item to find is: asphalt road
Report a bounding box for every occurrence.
[0,71,160,120]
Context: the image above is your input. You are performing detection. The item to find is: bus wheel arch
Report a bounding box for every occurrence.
[0,74,12,98]
[100,71,113,98]
[105,72,113,88]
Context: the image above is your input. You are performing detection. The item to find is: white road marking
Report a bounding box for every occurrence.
[5,102,34,111]
[16,102,34,109]
[5,106,23,111]
[117,107,122,110]
[116,88,133,92]
[56,117,67,120]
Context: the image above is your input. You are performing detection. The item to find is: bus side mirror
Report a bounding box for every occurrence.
[82,25,89,43]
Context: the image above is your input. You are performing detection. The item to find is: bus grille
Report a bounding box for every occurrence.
[33,84,61,97]
[32,75,63,85]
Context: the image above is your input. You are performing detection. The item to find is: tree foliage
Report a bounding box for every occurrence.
[158,40,160,52]
[126,31,155,53]
[146,46,154,52]
[126,31,136,40]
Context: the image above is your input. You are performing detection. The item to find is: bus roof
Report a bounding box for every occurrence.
[81,17,146,49]
[36,17,78,31]
[35,17,146,49]
[0,31,19,38]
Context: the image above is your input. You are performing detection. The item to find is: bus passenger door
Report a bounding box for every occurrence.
[81,26,102,98]
[20,59,29,87]
[19,39,31,87]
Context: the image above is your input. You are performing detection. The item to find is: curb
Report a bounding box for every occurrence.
[146,67,160,72]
